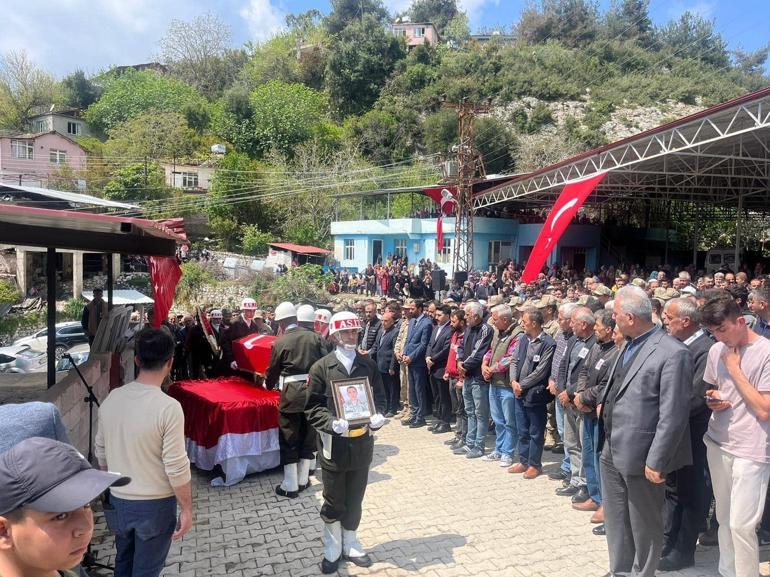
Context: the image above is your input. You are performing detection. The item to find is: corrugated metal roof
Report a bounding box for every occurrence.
[269,242,331,255]
[0,183,137,209]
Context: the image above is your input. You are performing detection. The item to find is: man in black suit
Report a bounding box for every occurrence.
[660,297,714,570]
[358,300,381,355]
[426,304,453,433]
[599,285,693,577]
[370,302,401,417]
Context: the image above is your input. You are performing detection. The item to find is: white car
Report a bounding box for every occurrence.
[12,322,88,359]
[0,344,43,373]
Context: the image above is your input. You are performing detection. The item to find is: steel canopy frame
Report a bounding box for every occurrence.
[474,87,770,210]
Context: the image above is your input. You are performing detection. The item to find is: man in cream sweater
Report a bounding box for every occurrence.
[95,328,193,577]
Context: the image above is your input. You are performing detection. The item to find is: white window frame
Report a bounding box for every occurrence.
[181,171,199,189]
[34,119,47,133]
[436,237,452,264]
[414,27,425,37]
[343,239,355,261]
[394,239,407,257]
[49,149,66,165]
[67,121,81,135]
[10,140,33,160]
[488,240,512,267]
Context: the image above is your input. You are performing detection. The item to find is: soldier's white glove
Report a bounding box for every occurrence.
[332,419,349,435]
[369,413,385,430]
[230,361,238,370]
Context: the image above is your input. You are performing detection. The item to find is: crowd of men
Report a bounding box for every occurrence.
[4,260,770,577]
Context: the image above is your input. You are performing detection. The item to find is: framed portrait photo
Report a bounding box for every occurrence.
[331,377,375,426]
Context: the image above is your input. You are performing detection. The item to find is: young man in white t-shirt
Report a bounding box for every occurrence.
[701,291,770,577]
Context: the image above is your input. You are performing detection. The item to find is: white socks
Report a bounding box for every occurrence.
[280,463,298,492]
[323,522,342,561]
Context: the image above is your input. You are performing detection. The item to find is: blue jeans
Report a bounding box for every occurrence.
[555,398,571,473]
[488,385,517,457]
[582,414,602,505]
[462,377,490,450]
[103,494,177,577]
[515,399,548,468]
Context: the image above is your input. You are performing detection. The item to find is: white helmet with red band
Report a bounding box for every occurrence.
[328,311,362,336]
[241,298,257,310]
[210,309,223,319]
[314,309,331,324]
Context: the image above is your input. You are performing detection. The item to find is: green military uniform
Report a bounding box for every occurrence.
[543,319,560,339]
[266,326,331,469]
[305,351,386,534]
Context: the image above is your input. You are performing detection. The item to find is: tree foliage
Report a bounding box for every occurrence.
[0,50,59,130]
[256,264,332,305]
[241,225,274,255]
[517,0,600,48]
[104,111,198,160]
[103,162,169,201]
[324,0,390,35]
[85,69,207,134]
[408,0,459,36]
[658,12,730,69]
[60,70,102,109]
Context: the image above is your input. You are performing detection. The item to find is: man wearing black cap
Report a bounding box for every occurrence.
[0,437,130,577]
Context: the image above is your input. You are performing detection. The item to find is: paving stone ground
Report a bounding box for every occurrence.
[89,419,770,577]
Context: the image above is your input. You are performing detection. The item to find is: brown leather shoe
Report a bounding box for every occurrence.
[523,466,542,479]
[507,463,527,474]
[572,499,600,512]
[590,506,604,523]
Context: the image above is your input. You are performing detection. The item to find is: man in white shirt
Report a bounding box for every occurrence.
[95,328,193,577]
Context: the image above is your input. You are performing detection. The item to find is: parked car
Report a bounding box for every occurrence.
[13,322,88,360]
[0,345,30,373]
[56,343,90,372]
[0,344,46,373]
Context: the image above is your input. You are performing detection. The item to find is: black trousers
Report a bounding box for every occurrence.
[278,411,316,464]
[431,373,452,424]
[380,371,400,414]
[450,379,466,439]
[320,434,374,530]
[664,414,710,558]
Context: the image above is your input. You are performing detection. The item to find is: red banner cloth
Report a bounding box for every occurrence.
[232,334,276,375]
[148,256,183,327]
[521,172,607,284]
[424,186,458,248]
[168,377,280,449]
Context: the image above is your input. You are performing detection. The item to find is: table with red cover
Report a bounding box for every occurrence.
[168,377,281,486]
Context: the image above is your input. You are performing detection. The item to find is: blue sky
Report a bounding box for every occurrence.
[4,0,768,78]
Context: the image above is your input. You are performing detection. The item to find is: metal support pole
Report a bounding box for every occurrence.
[735,195,743,271]
[387,192,391,220]
[107,253,114,309]
[46,247,56,388]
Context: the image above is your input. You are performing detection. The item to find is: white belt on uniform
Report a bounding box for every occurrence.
[278,373,309,391]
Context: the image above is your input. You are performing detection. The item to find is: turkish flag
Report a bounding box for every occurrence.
[521,172,607,283]
[148,256,183,327]
[424,187,457,248]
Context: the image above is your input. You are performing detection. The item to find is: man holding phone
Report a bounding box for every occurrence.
[701,291,770,577]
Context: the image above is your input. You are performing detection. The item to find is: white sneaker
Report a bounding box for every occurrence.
[499,455,514,467]
[482,451,501,462]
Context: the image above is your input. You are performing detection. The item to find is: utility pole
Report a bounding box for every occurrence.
[442,98,488,274]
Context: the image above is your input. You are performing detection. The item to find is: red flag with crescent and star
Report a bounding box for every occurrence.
[148,256,183,327]
[423,186,458,249]
[521,172,607,284]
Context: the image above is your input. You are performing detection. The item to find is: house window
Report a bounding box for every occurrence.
[344,239,355,261]
[181,172,199,189]
[394,239,407,257]
[49,150,66,165]
[436,238,452,264]
[67,122,81,135]
[10,140,33,160]
[34,119,47,133]
[414,27,425,37]
[488,240,512,267]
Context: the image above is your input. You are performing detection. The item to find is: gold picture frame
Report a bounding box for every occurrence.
[331,377,375,425]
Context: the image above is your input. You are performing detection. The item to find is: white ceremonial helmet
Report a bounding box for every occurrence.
[296,304,315,323]
[274,301,297,322]
[328,311,362,336]
[314,309,331,324]
[241,298,257,310]
[210,309,223,320]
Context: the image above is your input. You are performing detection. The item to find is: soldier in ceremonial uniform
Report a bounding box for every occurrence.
[220,298,260,374]
[266,302,330,498]
[305,311,387,573]
[314,308,332,339]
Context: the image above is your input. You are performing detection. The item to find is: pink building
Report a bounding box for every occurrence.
[0,131,88,187]
[391,21,440,48]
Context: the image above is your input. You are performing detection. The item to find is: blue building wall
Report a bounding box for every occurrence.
[330,218,600,274]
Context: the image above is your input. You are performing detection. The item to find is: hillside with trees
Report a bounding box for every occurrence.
[0,0,767,252]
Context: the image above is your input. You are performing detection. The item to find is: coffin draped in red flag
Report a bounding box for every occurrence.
[424,186,458,248]
[232,334,276,375]
[521,172,607,283]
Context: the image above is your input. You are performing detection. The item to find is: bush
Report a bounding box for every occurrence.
[0,279,20,306]
[61,298,86,322]
[176,261,215,305]
[254,264,331,305]
[241,225,274,256]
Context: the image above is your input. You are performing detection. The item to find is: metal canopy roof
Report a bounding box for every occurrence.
[475,86,770,212]
[269,242,331,255]
[0,204,182,256]
[0,183,137,209]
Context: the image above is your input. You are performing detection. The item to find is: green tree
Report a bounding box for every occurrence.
[60,70,102,108]
[733,44,770,76]
[0,279,19,306]
[517,0,599,48]
[325,0,390,35]
[104,111,198,160]
[423,109,458,154]
[241,225,274,255]
[0,50,59,130]
[249,81,331,157]
[85,69,206,134]
[103,162,169,202]
[258,264,332,304]
[206,152,271,235]
[409,0,459,36]
[602,0,653,46]
[344,109,407,165]
[444,12,471,47]
[476,117,518,174]
[657,12,730,68]
[325,15,405,117]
